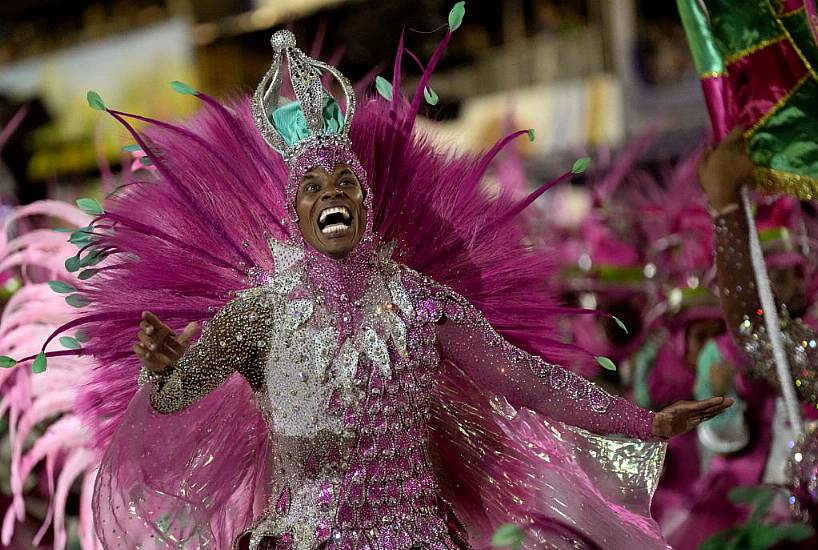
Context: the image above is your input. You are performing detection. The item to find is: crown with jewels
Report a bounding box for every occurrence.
[252,30,357,164]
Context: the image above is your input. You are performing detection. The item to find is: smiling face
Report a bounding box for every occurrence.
[295,163,367,259]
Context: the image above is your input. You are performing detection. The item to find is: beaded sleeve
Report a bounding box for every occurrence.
[434,299,656,440]
[713,209,818,402]
[146,287,274,413]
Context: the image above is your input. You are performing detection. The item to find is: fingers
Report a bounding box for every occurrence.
[159,322,197,359]
[689,398,734,425]
[138,326,186,361]
[177,321,199,346]
[692,406,730,421]
[137,330,159,351]
[691,411,726,427]
[658,397,737,438]
[701,397,735,411]
[142,311,172,337]
[133,344,174,372]
[689,396,730,410]
[136,314,195,370]
[691,399,734,418]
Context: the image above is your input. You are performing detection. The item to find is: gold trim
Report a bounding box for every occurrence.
[770,0,818,83]
[725,34,787,66]
[779,5,805,18]
[699,71,726,79]
[745,73,810,137]
[752,166,818,199]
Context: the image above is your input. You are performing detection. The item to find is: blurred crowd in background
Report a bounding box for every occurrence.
[0,0,704,207]
[1,1,817,549]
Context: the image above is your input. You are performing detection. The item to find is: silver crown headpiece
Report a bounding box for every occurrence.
[252,30,357,164]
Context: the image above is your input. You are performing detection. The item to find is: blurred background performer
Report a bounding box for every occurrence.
[677,0,818,534]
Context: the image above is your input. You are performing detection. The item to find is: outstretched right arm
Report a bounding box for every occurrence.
[136,288,272,413]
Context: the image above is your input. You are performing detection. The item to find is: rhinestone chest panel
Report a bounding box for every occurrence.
[249,250,460,550]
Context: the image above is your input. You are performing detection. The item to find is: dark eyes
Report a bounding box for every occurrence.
[301,177,357,194]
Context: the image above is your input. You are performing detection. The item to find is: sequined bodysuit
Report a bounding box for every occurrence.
[145,243,656,550]
[713,210,818,404]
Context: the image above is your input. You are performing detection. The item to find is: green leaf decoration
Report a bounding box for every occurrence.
[596,356,617,371]
[597,264,645,282]
[747,523,813,549]
[122,144,141,152]
[69,228,97,246]
[59,336,82,350]
[170,80,197,95]
[449,1,466,32]
[78,268,100,280]
[527,128,535,142]
[375,76,393,101]
[423,86,439,106]
[748,491,775,525]
[86,91,106,111]
[139,156,154,166]
[759,226,790,245]
[702,484,813,550]
[32,352,47,374]
[0,356,17,369]
[48,280,76,294]
[3,277,20,294]
[75,330,90,343]
[65,294,90,308]
[76,197,104,216]
[80,250,105,268]
[3,277,20,293]
[612,315,629,334]
[728,485,774,506]
[65,256,81,273]
[571,156,591,174]
[53,227,73,233]
[69,234,94,247]
[491,523,525,549]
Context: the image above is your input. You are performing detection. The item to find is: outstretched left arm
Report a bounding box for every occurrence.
[435,302,731,440]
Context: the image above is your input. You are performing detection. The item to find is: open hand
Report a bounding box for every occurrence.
[133,311,197,373]
[699,127,754,210]
[652,397,734,439]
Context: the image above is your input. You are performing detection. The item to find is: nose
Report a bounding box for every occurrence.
[321,186,343,200]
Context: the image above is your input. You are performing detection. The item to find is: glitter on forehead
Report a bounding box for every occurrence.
[288,142,368,196]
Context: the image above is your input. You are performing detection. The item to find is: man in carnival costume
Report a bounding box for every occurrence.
[700,128,818,526]
[6,9,732,550]
[700,130,818,409]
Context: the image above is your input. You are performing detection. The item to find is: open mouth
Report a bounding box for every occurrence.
[317,205,353,235]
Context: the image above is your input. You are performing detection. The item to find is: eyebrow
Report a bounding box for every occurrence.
[335,167,354,178]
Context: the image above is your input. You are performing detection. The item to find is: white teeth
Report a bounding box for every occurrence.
[319,206,351,223]
[321,223,348,235]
